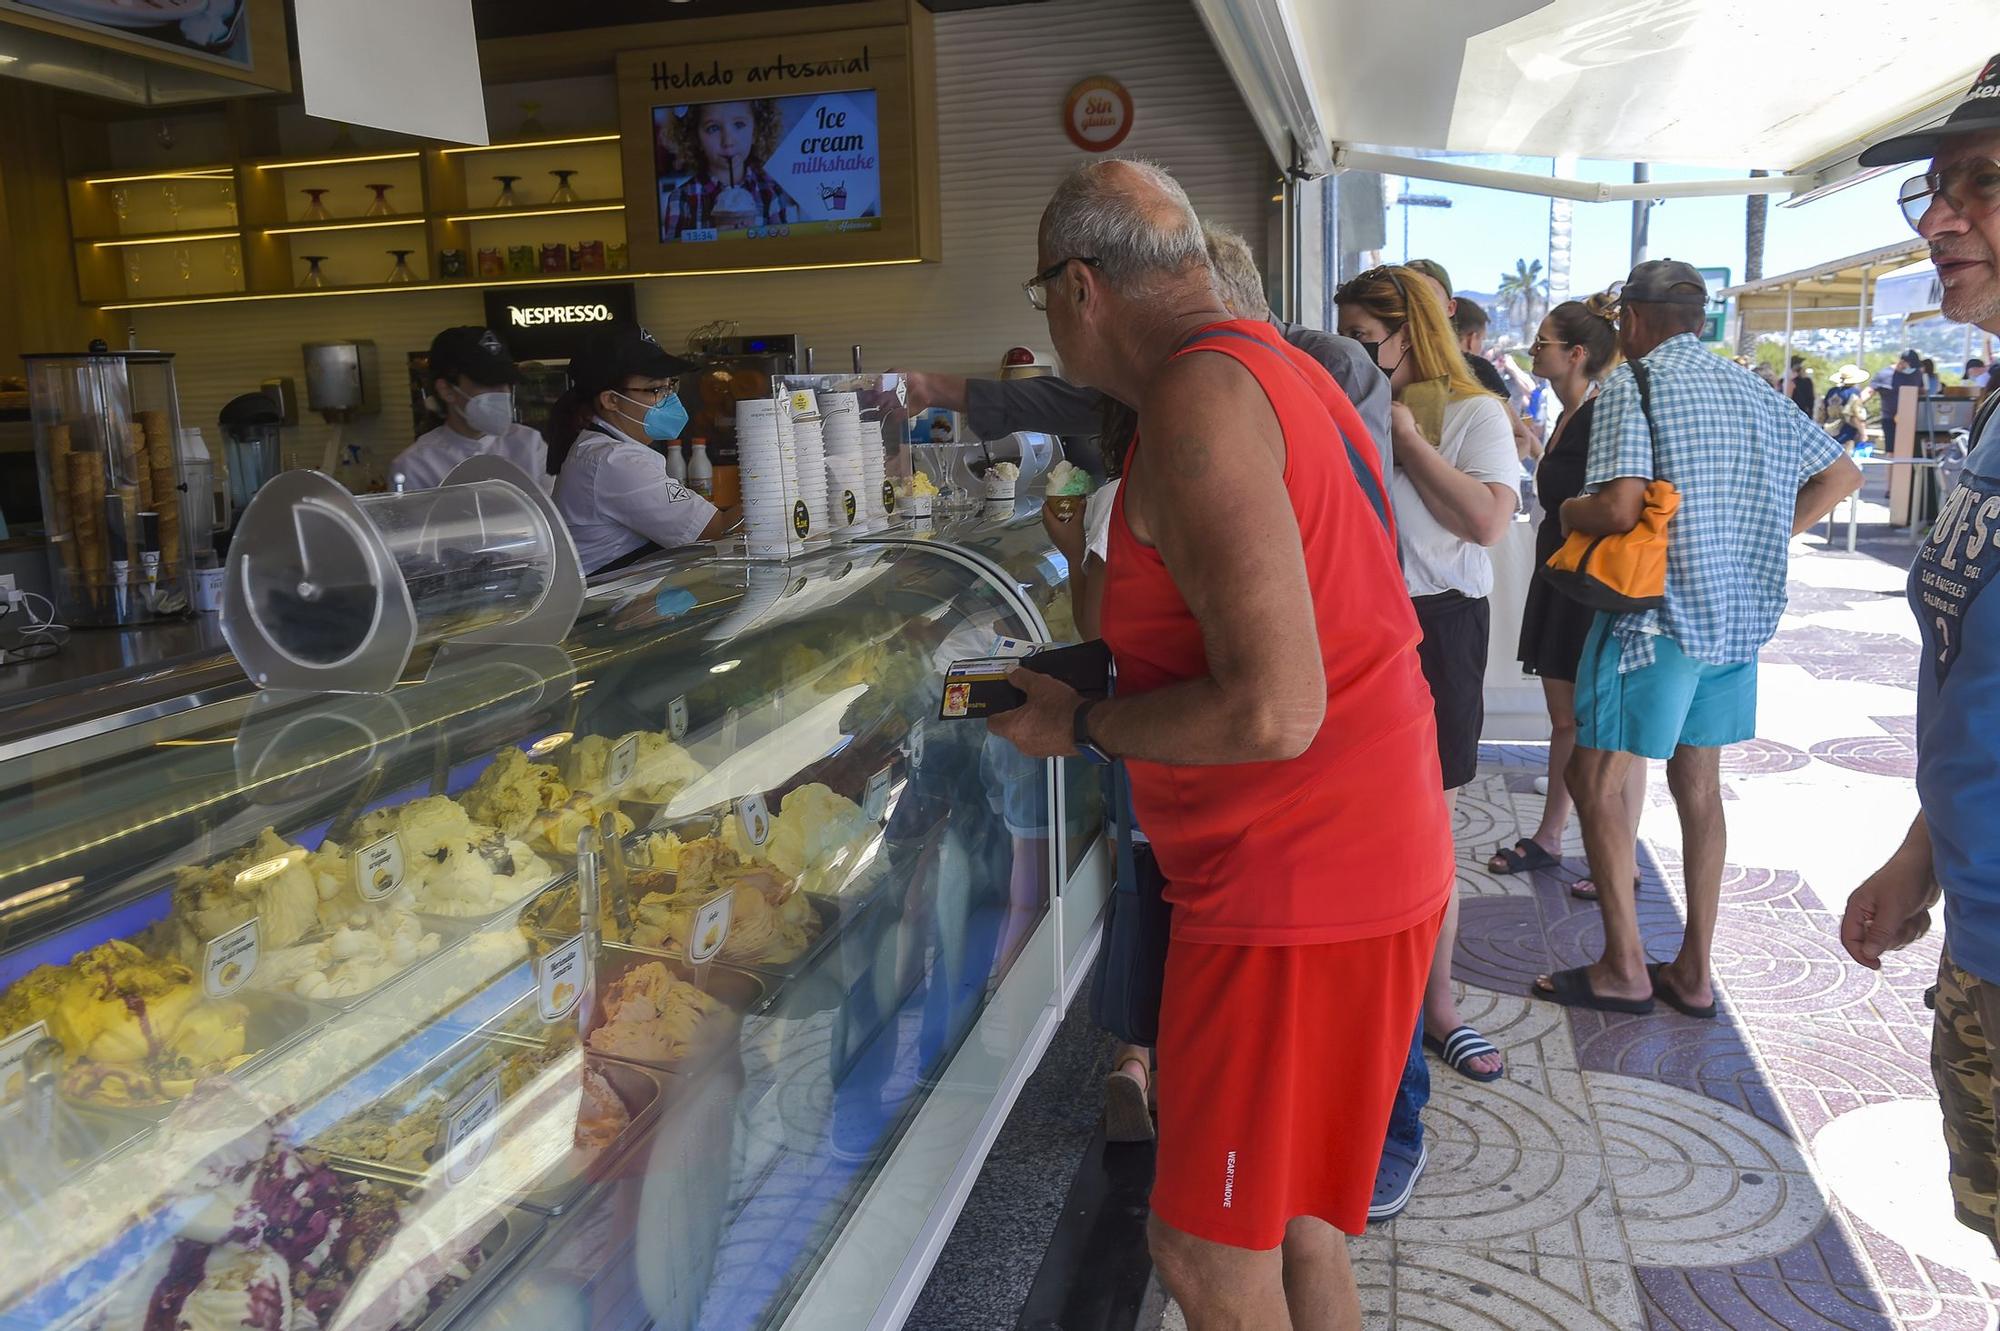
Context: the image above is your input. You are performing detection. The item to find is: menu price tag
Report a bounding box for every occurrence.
[537,933,586,1023]
[688,890,734,964]
[356,833,405,902]
[736,792,771,847]
[667,696,689,740]
[864,767,892,823]
[0,1021,49,1104]
[203,920,259,999]
[608,734,638,790]
[442,1070,502,1184]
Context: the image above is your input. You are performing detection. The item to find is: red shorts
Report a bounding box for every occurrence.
[1149,907,1444,1248]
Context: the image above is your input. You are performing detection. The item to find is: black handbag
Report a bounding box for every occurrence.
[1088,763,1171,1047]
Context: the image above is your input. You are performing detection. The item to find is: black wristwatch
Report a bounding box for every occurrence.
[1073,699,1112,766]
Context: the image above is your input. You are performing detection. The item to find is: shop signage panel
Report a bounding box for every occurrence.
[486,283,639,360]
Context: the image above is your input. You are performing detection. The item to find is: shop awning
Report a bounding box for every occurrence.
[1195,0,1990,199]
[1715,240,1929,334]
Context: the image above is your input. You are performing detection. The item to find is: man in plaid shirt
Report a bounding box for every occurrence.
[1534,259,1861,1019]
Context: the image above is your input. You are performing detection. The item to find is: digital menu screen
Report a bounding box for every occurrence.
[652,90,884,244]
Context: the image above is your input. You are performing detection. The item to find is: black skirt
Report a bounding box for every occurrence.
[1517,399,1600,684]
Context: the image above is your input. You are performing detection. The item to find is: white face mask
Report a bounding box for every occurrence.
[455,388,514,438]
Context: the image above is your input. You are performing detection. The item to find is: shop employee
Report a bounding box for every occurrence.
[393,326,552,492]
[551,325,738,574]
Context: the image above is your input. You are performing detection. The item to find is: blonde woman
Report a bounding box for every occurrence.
[1335,263,1521,1213]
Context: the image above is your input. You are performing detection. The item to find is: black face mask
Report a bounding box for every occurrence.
[1361,324,1408,379]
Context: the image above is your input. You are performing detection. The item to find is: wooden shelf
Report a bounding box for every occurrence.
[441,199,625,224]
[260,215,430,236]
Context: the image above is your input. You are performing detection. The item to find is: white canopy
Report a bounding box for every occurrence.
[1195,0,1992,197]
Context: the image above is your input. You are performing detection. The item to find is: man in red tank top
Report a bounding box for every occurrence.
[990,160,1454,1329]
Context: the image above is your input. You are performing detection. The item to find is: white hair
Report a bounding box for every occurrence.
[1041,159,1207,299]
[1202,222,1269,319]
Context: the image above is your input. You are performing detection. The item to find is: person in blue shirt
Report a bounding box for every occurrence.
[1841,57,2000,1256]
[1534,259,1860,1019]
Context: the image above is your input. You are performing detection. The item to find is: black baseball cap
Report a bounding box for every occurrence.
[1621,259,1709,306]
[566,324,697,398]
[428,326,520,387]
[1861,54,2000,166]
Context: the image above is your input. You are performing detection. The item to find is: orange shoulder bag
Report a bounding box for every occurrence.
[1541,359,1680,614]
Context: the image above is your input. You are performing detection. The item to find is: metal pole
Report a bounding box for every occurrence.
[1631,163,1651,267]
[1782,285,1796,399]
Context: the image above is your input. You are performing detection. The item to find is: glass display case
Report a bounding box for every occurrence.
[0,532,1106,1331]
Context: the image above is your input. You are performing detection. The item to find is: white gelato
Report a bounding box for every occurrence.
[252,910,443,1003]
[982,461,1021,499]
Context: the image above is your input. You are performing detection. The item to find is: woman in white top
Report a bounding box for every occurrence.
[1336,264,1522,1087]
[550,325,737,574]
[392,326,551,492]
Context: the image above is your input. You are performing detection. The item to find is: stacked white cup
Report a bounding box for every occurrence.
[857,409,889,529]
[819,391,868,531]
[787,391,833,537]
[737,398,807,557]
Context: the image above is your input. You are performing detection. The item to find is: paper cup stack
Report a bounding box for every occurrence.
[858,412,889,529]
[737,398,807,558]
[818,391,869,532]
[787,393,833,537]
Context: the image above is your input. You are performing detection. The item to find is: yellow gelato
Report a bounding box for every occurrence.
[528,793,633,859]
[907,472,940,497]
[720,783,876,896]
[587,961,728,1066]
[461,747,571,839]
[166,828,345,957]
[626,731,705,803]
[0,940,254,1107]
[558,734,614,791]
[344,797,557,918]
[627,860,819,965]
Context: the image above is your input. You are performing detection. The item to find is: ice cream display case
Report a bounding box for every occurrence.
[0,534,1104,1331]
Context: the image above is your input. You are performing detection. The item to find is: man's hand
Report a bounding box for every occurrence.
[1840,853,1941,970]
[986,668,1083,759]
[898,370,969,416]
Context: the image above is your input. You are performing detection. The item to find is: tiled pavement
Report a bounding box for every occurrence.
[1155,511,1985,1329]
[1359,528,1992,1331]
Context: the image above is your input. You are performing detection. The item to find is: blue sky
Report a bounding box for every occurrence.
[1385,156,1916,301]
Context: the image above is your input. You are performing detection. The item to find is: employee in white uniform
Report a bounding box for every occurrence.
[551,324,737,574]
[392,326,551,491]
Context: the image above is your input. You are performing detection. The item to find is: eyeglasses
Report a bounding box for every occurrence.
[1024,255,1101,311]
[1898,158,2000,231]
[1530,338,1575,352]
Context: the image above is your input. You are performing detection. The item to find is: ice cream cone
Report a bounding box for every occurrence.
[1046,495,1083,522]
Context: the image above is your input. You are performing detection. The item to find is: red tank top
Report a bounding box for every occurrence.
[1101,320,1453,946]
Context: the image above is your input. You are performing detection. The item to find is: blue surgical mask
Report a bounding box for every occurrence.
[615,390,689,442]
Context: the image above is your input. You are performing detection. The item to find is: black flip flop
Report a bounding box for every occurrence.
[1533,966,1657,1015]
[1648,963,1718,1020]
[1488,839,1560,874]
[1424,1025,1505,1083]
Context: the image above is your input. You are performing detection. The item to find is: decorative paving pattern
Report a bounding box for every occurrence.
[1154,543,1961,1330]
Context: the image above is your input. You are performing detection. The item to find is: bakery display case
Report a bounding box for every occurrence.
[0,530,1105,1331]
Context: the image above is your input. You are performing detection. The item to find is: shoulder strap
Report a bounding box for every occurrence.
[1178,326,1394,540]
[1628,358,1661,476]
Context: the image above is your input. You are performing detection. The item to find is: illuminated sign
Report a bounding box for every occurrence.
[485,283,638,359]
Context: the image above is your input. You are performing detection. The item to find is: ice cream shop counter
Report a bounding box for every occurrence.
[0,511,1108,1331]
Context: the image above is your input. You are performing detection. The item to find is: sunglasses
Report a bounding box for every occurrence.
[1898,157,2000,231]
[1024,255,1101,311]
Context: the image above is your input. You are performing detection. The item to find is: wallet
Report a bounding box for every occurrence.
[938,639,1113,720]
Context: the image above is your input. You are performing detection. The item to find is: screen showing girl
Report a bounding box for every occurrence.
[657,99,804,241]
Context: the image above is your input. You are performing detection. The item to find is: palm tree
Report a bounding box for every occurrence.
[1497,259,1547,336]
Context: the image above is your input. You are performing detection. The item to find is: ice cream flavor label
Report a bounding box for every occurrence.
[906,721,926,765]
[204,919,260,999]
[689,890,734,964]
[668,695,689,740]
[538,933,587,1023]
[882,481,897,513]
[443,1070,502,1184]
[608,735,638,790]
[842,489,858,524]
[737,792,771,847]
[357,833,405,902]
[0,1021,50,1104]
[865,767,892,822]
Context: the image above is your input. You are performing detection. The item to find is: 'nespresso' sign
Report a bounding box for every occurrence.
[484,283,638,359]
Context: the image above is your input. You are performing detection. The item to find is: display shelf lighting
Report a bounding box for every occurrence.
[93,231,240,249]
[442,202,624,224]
[264,217,428,236]
[254,150,421,171]
[82,167,233,186]
[97,256,924,311]
[440,134,621,155]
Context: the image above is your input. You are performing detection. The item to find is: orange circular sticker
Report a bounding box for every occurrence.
[1064,76,1134,153]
